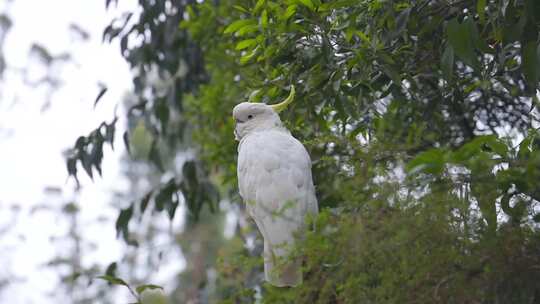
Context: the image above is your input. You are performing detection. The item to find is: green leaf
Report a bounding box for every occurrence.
[232,5,249,14]
[104,119,116,148]
[446,18,479,70]
[155,178,176,212]
[319,0,357,11]
[91,140,104,176]
[467,18,491,53]
[67,157,77,177]
[345,27,355,43]
[525,0,540,24]
[522,42,540,91]
[518,132,535,159]
[140,190,153,214]
[441,45,455,79]
[298,0,315,11]
[105,262,117,277]
[248,89,262,102]
[235,24,259,36]
[477,0,486,24]
[140,288,167,304]
[94,87,108,108]
[97,275,129,287]
[182,161,197,183]
[154,100,169,132]
[451,135,507,163]
[283,5,297,20]
[223,19,256,34]
[407,149,446,175]
[167,198,179,220]
[136,284,163,295]
[253,0,266,14]
[356,31,370,44]
[487,138,508,157]
[240,47,259,64]
[115,204,134,240]
[260,9,268,28]
[149,140,164,171]
[81,151,94,179]
[123,131,131,155]
[235,39,257,50]
[62,202,79,214]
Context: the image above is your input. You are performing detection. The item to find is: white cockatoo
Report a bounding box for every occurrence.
[233,86,318,287]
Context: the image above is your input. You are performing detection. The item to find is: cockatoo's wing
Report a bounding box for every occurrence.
[237,129,318,286]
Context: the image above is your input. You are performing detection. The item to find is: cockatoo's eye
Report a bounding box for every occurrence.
[247,114,254,120]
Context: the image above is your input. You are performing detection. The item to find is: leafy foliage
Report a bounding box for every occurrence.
[72,0,540,302]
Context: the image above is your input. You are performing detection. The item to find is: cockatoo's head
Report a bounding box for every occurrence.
[233,86,295,141]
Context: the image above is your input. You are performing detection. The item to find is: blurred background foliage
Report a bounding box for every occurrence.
[65,0,540,303]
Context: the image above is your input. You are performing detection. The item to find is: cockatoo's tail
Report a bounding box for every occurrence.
[270,85,295,113]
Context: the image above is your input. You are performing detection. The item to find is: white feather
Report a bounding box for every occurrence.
[237,128,318,286]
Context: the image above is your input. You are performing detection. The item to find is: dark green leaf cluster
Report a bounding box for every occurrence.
[113,160,219,246]
[66,117,117,185]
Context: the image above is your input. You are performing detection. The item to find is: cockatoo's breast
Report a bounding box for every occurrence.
[237,129,318,221]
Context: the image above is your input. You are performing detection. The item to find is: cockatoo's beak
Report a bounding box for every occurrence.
[270,85,295,113]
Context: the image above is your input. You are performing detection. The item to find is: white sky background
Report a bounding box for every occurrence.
[0,0,159,303]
